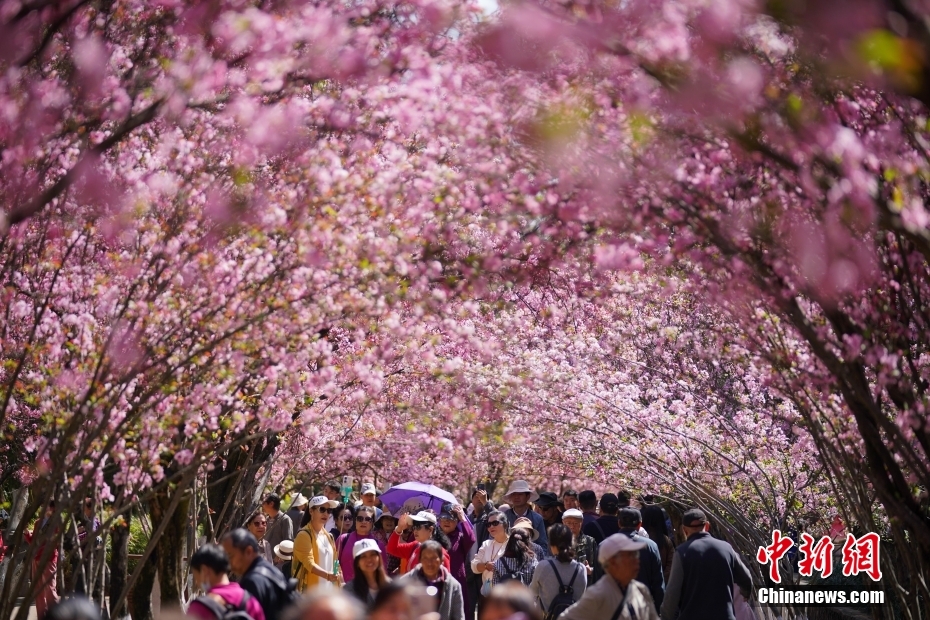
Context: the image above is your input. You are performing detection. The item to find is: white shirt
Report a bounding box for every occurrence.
[316,529,334,590]
[471,537,508,582]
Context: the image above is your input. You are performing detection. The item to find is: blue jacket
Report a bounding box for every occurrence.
[619,527,665,612]
[504,508,549,550]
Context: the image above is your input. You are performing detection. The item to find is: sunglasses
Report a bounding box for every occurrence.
[315,507,332,514]
[342,514,354,520]
[487,520,504,528]
[251,521,267,527]
[356,516,373,523]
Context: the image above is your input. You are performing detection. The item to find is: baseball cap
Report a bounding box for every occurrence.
[600,493,619,509]
[682,508,707,527]
[360,483,377,496]
[410,511,438,525]
[562,508,584,519]
[308,496,340,509]
[618,507,642,528]
[439,503,456,520]
[353,538,381,559]
[598,533,646,564]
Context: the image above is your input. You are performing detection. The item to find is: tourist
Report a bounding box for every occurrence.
[534,492,564,530]
[336,505,385,583]
[529,524,586,617]
[502,481,549,550]
[343,538,390,607]
[471,509,511,614]
[659,508,753,620]
[360,483,379,508]
[491,528,537,587]
[641,506,674,581]
[582,493,621,545]
[479,581,544,620]
[438,502,476,614]
[293,495,341,592]
[274,540,294,579]
[512,517,549,559]
[221,529,290,620]
[618,508,664,612]
[262,494,293,567]
[561,490,579,511]
[331,504,355,540]
[285,589,365,620]
[188,543,266,620]
[561,534,658,620]
[246,509,274,563]
[560,508,597,579]
[285,493,309,531]
[400,540,465,620]
[578,491,598,529]
[386,511,451,574]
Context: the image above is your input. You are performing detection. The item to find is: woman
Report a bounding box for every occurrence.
[373,510,396,546]
[344,538,390,607]
[491,529,537,587]
[293,495,342,592]
[470,511,510,601]
[480,581,544,620]
[401,540,464,620]
[331,503,356,540]
[336,505,386,582]
[530,524,586,618]
[387,511,451,574]
[642,505,674,581]
[438,502,477,614]
[245,509,274,563]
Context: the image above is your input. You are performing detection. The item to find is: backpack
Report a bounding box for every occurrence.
[251,563,301,604]
[496,557,529,586]
[544,559,580,620]
[192,590,254,620]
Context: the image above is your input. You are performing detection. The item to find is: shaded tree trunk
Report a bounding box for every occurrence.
[109,514,130,620]
[129,550,157,620]
[150,487,189,605]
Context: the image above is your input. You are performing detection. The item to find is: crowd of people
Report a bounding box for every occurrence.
[37,480,759,620]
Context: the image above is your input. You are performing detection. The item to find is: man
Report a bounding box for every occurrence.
[619,508,664,612]
[222,528,291,620]
[188,542,266,620]
[660,508,753,620]
[323,481,342,531]
[578,490,599,529]
[502,480,549,549]
[469,486,496,546]
[263,493,294,564]
[359,483,378,507]
[286,493,309,529]
[535,492,563,529]
[617,490,632,509]
[583,492,621,545]
[561,533,658,620]
[562,508,601,583]
[562,489,580,511]
[287,589,365,620]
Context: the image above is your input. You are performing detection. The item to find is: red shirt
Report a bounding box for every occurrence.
[187,582,266,620]
[386,531,451,574]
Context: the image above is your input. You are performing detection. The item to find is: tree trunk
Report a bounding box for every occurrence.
[129,549,157,620]
[108,512,130,620]
[149,486,190,606]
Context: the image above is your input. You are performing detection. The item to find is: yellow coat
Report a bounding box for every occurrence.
[292,525,336,591]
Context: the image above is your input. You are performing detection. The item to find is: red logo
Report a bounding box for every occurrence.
[757,530,882,582]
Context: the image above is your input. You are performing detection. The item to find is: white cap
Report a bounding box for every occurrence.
[562,508,584,519]
[598,533,646,565]
[353,538,382,559]
[290,494,309,508]
[308,496,340,509]
[360,483,377,496]
[409,511,438,525]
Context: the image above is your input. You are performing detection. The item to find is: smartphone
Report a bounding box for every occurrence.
[477,483,486,492]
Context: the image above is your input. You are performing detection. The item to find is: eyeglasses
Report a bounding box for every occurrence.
[412,523,432,530]
[487,520,503,528]
[356,516,373,523]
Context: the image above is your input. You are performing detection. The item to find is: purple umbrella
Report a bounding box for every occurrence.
[379,481,459,517]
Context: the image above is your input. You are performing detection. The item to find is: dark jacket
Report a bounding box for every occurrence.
[619,528,665,612]
[582,515,620,545]
[504,508,549,550]
[660,532,753,620]
[240,556,290,620]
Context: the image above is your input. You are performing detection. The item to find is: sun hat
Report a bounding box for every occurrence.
[376,509,395,524]
[682,508,707,527]
[598,533,646,565]
[562,508,584,520]
[308,496,340,509]
[511,517,539,541]
[274,540,294,561]
[353,538,382,559]
[503,480,539,502]
[290,494,309,509]
[360,483,377,496]
[409,511,438,525]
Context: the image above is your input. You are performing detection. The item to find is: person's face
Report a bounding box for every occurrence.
[368,592,412,620]
[606,550,640,587]
[509,492,530,509]
[439,515,457,535]
[248,515,268,540]
[312,505,332,527]
[362,493,377,507]
[487,517,507,541]
[380,517,396,532]
[539,505,558,521]
[324,487,341,501]
[262,501,276,516]
[412,522,433,543]
[420,548,441,579]
[563,516,582,537]
[480,599,518,620]
[356,512,374,535]
[222,540,254,576]
[562,495,579,510]
[358,550,381,574]
[338,509,354,532]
